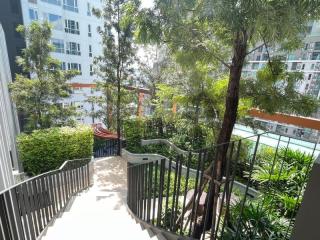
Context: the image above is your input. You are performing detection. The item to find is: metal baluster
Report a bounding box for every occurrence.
[173,156,183,232]
[234,135,261,239]
[147,162,153,223]
[10,187,26,240]
[164,158,172,228]
[220,141,242,239]
[170,157,179,231]
[152,161,158,225]
[157,159,166,227]
[188,151,202,236]
[179,153,191,235]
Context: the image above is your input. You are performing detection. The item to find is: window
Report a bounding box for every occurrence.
[262,53,268,61]
[291,62,298,70]
[61,62,66,70]
[89,45,92,57]
[29,0,37,4]
[41,0,61,6]
[29,9,38,21]
[308,74,312,80]
[252,63,259,70]
[87,2,91,16]
[311,52,320,60]
[43,13,63,30]
[65,20,80,34]
[90,64,93,76]
[315,42,320,51]
[302,64,305,70]
[88,24,92,37]
[68,63,82,74]
[63,0,78,12]
[66,42,81,55]
[90,66,94,76]
[306,25,313,34]
[51,39,64,53]
[256,55,261,61]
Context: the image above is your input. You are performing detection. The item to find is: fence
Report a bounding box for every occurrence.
[127,132,318,239]
[0,158,92,240]
[93,138,119,158]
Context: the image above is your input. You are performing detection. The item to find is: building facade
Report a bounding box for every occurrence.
[243,21,320,141]
[0,24,21,191]
[0,0,104,125]
[21,0,104,124]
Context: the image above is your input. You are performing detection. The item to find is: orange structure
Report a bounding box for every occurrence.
[93,123,118,139]
[249,109,320,131]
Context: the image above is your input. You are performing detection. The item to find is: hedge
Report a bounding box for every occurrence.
[17,125,93,176]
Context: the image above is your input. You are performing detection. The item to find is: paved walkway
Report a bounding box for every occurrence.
[41,157,159,240]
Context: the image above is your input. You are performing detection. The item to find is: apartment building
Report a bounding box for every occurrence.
[0,0,104,125]
[0,24,21,190]
[243,21,320,141]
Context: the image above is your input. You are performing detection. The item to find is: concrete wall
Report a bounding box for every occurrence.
[0,24,21,191]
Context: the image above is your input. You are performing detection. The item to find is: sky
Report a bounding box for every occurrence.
[140,0,154,9]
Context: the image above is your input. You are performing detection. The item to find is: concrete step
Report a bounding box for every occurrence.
[40,157,170,240]
[41,215,154,240]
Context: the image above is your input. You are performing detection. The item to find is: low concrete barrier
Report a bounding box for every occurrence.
[141,139,199,157]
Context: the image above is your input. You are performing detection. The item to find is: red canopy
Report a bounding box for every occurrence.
[93,123,118,139]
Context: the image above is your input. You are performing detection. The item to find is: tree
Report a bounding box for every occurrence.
[9,22,78,131]
[135,1,320,237]
[93,0,139,155]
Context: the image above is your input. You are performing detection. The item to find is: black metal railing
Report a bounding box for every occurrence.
[94,138,118,158]
[0,158,92,240]
[127,132,319,239]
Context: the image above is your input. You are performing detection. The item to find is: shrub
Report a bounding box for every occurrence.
[17,125,93,175]
[252,148,314,217]
[224,198,288,240]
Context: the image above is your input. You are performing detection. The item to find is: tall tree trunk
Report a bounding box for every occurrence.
[117,76,121,155]
[106,86,113,129]
[193,31,248,238]
[116,2,121,156]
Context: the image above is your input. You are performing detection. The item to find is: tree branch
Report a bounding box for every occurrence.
[246,43,265,56]
[212,54,231,69]
[261,36,276,76]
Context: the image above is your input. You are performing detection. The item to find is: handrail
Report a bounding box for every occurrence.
[123,149,258,197]
[126,132,316,239]
[0,157,92,240]
[0,158,91,196]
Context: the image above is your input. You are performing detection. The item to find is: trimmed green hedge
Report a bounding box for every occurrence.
[17,125,93,176]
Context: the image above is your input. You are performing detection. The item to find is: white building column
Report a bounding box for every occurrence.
[0,24,21,191]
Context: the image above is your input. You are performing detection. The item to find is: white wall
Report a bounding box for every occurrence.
[0,24,21,191]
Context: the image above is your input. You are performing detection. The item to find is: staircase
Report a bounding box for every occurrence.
[39,157,169,240]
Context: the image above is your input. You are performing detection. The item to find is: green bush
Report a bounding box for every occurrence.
[224,198,288,240]
[17,125,93,175]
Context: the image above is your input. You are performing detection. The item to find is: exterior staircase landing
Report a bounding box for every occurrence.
[40,157,167,240]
